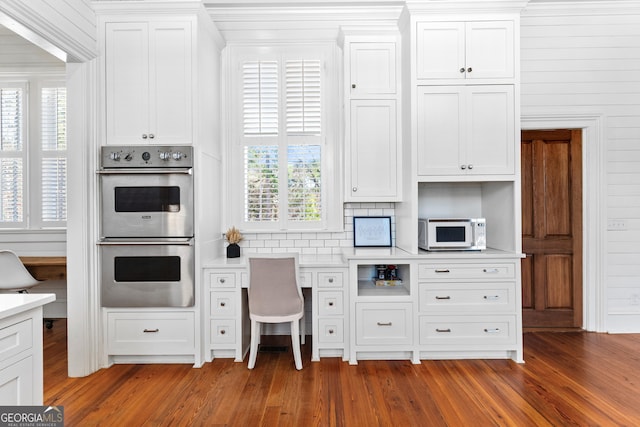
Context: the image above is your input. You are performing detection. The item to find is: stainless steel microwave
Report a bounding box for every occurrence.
[418,218,486,251]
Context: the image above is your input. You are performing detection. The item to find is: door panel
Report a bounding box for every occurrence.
[521,129,582,328]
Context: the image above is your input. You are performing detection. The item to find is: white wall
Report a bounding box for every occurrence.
[521,0,640,332]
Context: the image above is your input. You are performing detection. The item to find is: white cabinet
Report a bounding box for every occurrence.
[349,42,397,96]
[416,259,522,362]
[106,311,196,357]
[343,33,402,201]
[347,100,399,199]
[416,20,514,81]
[105,20,192,145]
[349,260,417,364]
[312,268,349,361]
[204,270,246,361]
[417,85,515,177]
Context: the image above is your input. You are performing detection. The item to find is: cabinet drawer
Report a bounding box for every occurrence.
[419,315,516,346]
[210,292,236,317]
[0,355,33,405]
[356,303,412,346]
[0,319,32,364]
[317,318,344,343]
[317,271,344,288]
[299,271,313,288]
[418,263,515,280]
[208,272,236,288]
[107,312,195,355]
[210,320,236,345]
[418,282,515,313]
[318,291,344,316]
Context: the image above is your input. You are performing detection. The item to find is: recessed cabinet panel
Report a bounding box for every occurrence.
[419,315,516,346]
[418,282,515,313]
[348,100,398,199]
[356,302,412,346]
[465,21,514,80]
[349,42,397,95]
[416,22,465,80]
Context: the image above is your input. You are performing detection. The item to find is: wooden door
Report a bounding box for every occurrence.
[521,129,582,328]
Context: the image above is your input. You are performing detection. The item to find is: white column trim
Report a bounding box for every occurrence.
[521,111,607,332]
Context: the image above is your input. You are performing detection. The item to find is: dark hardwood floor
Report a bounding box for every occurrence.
[44,320,640,426]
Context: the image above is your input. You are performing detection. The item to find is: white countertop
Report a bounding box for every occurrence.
[0,294,56,321]
[203,253,347,268]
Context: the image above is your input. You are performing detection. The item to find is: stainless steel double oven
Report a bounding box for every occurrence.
[98,145,194,307]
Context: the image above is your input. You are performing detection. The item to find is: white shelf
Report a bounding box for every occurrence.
[357,279,410,297]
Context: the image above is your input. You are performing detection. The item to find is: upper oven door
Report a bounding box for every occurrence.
[100,170,193,238]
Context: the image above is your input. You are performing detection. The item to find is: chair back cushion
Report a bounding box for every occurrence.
[248,257,303,317]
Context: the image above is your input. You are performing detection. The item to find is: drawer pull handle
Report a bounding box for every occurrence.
[435,296,451,300]
[220,302,226,307]
[435,269,450,273]
[436,328,451,333]
[328,278,334,283]
[220,329,226,335]
[377,322,392,326]
[484,295,500,301]
[483,268,499,274]
[143,329,159,333]
[484,328,500,334]
[328,329,334,334]
[219,278,226,283]
[328,302,334,306]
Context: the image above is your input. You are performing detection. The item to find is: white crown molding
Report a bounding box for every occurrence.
[92,0,205,15]
[0,0,97,63]
[523,0,640,16]
[405,0,530,14]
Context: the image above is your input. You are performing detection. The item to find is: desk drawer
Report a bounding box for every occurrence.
[0,319,32,363]
[418,263,515,280]
[356,303,412,346]
[208,272,236,288]
[210,292,236,317]
[318,291,344,316]
[317,318,344,343]
[418,282,515,313]
[317,271,344,288]
[210,319,236,345]
[419,315,516,346]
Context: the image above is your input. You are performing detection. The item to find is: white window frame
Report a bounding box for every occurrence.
[0,75,67,230]
[224,43,342,232]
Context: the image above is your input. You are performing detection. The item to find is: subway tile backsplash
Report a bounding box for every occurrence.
[230,203,396,255]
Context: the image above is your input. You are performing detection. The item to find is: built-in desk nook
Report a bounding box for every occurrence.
[19,257,67,323]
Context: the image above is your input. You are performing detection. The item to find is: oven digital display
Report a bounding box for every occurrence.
[114,187,180,212]
[436,226,466,242]
[114,256,181,282]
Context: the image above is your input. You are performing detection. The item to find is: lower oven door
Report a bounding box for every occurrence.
[99,239,194,307]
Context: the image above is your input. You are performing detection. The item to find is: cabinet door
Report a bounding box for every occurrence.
[416,22,465,80]
[416,21,514,81]
[349,42,397,96]
[148,21,192,144]
[417,86,465,176]
[417,85,514,177]
[465,21,514,80]
[105,22,149,145]
[347,99,398,200]
[465,85,514,175]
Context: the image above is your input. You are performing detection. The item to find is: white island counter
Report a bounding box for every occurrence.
[0,293,55,405]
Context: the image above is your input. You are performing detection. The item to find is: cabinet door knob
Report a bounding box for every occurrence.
[467,164,473,170]
[142,134,148,139]
[352,187,357,192]
[460,165,467,170]
[149,134,155,139]
[459,67,465,73]
[467,67,473,73]
[352,84,356,89]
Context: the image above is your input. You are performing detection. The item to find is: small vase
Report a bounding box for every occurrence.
[226,243,241,258]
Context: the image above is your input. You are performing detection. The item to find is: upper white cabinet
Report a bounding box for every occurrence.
[343,31,402,201]
[416,85,515,178]
[105,21,193,145]
[349,42,397,96]
[416,20,514,81]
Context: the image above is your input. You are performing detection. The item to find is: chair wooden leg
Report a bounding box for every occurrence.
[291,320,302,370]
[248,319,260,369]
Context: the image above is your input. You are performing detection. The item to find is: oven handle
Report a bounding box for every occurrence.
[96,168,192,175]
[97,239,193,246]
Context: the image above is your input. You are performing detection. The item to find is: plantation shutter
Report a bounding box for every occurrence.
[0,87,24,223]
[41,87,67,223]
[243,61,278,136]
[285,60,321,135]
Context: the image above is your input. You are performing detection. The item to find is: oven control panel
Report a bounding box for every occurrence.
[101,146,193,168]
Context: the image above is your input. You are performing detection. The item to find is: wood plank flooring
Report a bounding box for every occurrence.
[43,321,640,426]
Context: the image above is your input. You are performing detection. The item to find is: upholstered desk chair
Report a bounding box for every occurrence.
[0,250,41,293]
[247,253,304,370]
